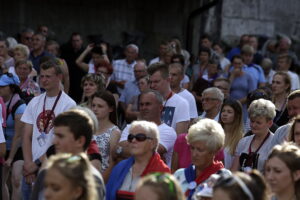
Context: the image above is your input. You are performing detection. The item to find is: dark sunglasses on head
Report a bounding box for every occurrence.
[127,133,153,143]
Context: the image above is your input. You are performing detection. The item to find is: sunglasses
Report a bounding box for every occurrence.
[127,133,153,143]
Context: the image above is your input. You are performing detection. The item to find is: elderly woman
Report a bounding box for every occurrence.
[106,120,170,200]
[232,99,276,173]
[174,118,230,200]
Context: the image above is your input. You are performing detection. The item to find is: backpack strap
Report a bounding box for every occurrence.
[10,99,25,120]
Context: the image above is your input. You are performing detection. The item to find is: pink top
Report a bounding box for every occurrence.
[174,133,191,169]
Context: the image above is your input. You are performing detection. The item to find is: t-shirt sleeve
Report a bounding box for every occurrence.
[21,99,34,124]
[15,103,26,115]
[159,126,177,152]
[175,97,190,123]
[119,125,130,142]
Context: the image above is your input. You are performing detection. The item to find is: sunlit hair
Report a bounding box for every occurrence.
[267,142,300,199]
[213,170,268,200]
[45,153,98,200]
[187,118,225,153]
[136,173,185,200]
[289,115,300,144]
[129,120,159,152]
[219,99,244,155]
[13,43,30,59]
[248,98,276,121]
[202,87,224,102]
[15,59,33,71]
[147,62,169,79]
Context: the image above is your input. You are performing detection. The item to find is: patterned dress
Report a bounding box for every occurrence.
[93,125,119,171]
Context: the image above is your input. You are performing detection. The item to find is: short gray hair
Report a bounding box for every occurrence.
[130,120,159,152]
[248,98,276,120]
[186,118,225,153]
[126,44,139,53]
[202,87,224,102]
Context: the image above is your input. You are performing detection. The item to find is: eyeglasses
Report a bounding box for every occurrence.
[214,175,254,200]
[127,133,153,143]
[201,97,219,102]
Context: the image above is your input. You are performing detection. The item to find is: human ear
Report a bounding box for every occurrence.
[73,186,83,199]
[293,170,300,181]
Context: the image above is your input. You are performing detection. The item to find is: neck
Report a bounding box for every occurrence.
[33,48,43,57]
[171,85,182,93]
[162,88,172,100]
[126,59,134,64]
[205,108,219,119]
[134,152,153,167]
[195,160,213,177]
[46,88,61,97]
[3,93,13,102]
[276,188,295,200]
[223,124,232,133]
[96,117,112,132]
[254,130,269,141]
[20,77,28,85]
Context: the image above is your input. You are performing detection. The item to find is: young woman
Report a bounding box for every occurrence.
[44,153,98,200]
[91,91,121,180]
[271,71,291,126]
[219,99,244,169]
[265,142,300,200]
[0,73,26,200]
[80,74,105,108]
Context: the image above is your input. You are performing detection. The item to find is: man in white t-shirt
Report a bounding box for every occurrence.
[148,62,190,134]
[21,59,76,198]
[117,90,177,167]
[169,62,198,121]
[277,54,300,90]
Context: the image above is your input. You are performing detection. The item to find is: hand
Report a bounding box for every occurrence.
[117,80,126,88]
[23,161,38,176]
[85,43,94,52]
[4,158,13,168]
[24,173,36,184]
[100,43,107,54]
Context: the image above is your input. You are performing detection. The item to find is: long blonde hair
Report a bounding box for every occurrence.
[219,99,244,155]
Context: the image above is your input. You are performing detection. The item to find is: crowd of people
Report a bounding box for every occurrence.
[0,25,300,200]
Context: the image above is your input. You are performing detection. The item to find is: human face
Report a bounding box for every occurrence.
[169,66,183,88]
[293,122,300,146]
[134,62,147,80]
[212,188,231,200]
[250,116,272,136]
[199,52,209,63]
[201,38,212,48]
[92,53,105,66]
[32,34,45,51]
[287,97,300,118]
[150,71,169,95]
[265,156,295,196]
[15,63,31,80]
[221,105,235,125]
[159,44,168,57]
[13,50,27,61]
[277,58,289,71]
[0,85,12,101]
[20,32,33,47]
[44,168,82,200]
[135,185,159,200]
[272,74,289,95]
[39,26,48,36]
[91,97,112,120]
[207,63,218,76]
[213,44,223,55]
[139,93,162,121]
[279,38,290,51]
[128,126,155,157]
[232,58,243,69]
[201,92,220,112]
[249,37,258,50]
[71,35,83,51]
[242,53,253,65]
[96,67,109,81]
[190,140,214,170]
[0,41,8,56]
[40,68,61,92]
[46,44,59,56]
[125,47,138,63]
[138,78,149,92]
[83,80,98,98]
[53,126,82,154]
[213,81,229,98]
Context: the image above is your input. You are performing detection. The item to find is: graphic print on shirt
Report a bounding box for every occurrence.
[161,106,175,127]
[36,110,55,134]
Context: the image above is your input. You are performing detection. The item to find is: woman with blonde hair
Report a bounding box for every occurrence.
[219,99,244,169]
[44,153,97,200]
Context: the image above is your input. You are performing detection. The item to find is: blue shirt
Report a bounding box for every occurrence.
[119,80,139,105]
[29,51,53,73]
[242,63,266,89]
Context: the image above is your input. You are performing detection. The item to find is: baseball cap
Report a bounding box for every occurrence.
[0,73,20,86]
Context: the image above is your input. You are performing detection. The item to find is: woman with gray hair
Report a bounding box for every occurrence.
[232,98,276,173]
[106,120,170,200]
[174,118,230,200]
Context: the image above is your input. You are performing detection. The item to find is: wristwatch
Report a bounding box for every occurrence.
[34,159,42,167]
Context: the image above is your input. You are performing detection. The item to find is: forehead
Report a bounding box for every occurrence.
[130,125,146,134]
[40,67,56,75]
[72,35,82,41]
[0,41,6,47]
[54,125,73,136]
[126,47,137,53]
[169,66,181,74]
[134,63,146,70]
[288,97,300,105]
[214,80,229,87]
[203,92,215,97]
[150,71,163,80]
[140,93,157,103]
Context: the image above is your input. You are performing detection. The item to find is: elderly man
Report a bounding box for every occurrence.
[111,44,139,94]
[19,28,34,50]
[213,77,230,99]
[277,54,300,90]
[200,87,224,121]
[117,90,177,167]
[0,38,14,70]
[277,36,298,67]
[148,62,190,134]
[119,59,147,111]
[169,62,198,121]
[270,89,300,146]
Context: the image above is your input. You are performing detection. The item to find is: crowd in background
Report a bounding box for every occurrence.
[0,25,300,200]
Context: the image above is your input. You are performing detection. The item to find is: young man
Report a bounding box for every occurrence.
[21,59,76,199]
[30,108,105,200]
[148,63,190,134]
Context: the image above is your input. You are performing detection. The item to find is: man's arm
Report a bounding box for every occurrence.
[175,121,189,135]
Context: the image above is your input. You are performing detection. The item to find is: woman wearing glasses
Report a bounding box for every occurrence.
[0,73,26,200]
[265,143,300,200]
[174,118,230,200]
[213,170,268,200]
[106,120,170,200]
